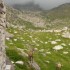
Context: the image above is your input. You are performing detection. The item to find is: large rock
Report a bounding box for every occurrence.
[0,1,6,70]
[6,57,14,70]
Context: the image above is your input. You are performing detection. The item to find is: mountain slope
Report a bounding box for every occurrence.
[41,3,70,29]
[6,6,42,29]
[6,5,46,29]
[6,3,70,30]
[47,3,70,19]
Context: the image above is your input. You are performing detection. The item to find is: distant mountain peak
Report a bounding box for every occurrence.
[12,2,42,11]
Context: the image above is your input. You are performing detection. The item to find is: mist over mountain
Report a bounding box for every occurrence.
[4,0,70,10]
[12,2,42,11]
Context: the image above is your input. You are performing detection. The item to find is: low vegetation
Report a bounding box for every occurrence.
[6,26,70,70]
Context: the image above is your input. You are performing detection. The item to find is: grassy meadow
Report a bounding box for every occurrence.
[6,27,70,70]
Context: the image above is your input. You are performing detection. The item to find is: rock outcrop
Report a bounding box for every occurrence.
[0,0,6,70]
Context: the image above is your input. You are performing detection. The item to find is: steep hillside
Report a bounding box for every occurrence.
[47,3,70,19]
[41,3,70,29]
[6,3,70,29]
[6,5,47,29]
[6,6,43,29]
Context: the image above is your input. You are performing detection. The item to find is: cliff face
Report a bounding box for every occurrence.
[0,0,6,70]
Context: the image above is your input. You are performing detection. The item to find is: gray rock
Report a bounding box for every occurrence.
[0,1,6,70]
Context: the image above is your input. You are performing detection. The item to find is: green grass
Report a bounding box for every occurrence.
[6,27,70,70]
